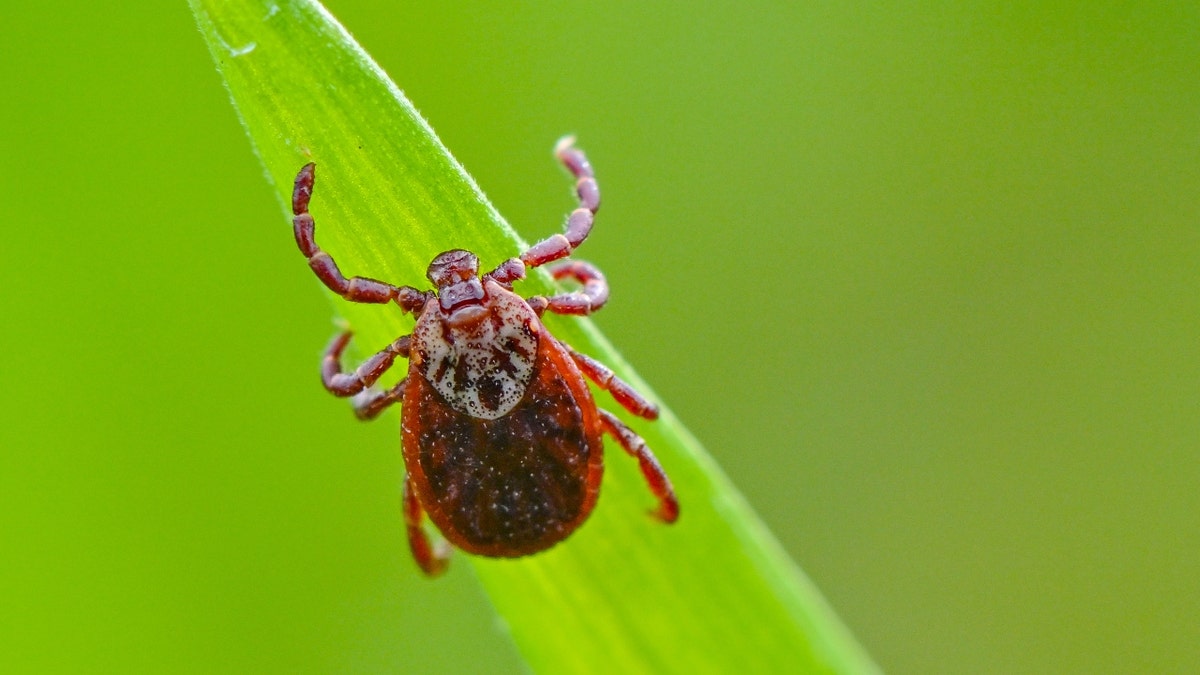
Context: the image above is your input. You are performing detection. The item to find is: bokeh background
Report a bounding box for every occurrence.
[3,2,1198,672]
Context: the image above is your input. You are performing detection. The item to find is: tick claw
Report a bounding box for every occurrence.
[652,501,680,524]
[420,547,451,577]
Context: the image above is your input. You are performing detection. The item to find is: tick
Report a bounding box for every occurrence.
[291,137,678,576]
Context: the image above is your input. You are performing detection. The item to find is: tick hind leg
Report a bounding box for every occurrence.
[404,474,451,577]
[599,410,679,524]
[321,331,410,420]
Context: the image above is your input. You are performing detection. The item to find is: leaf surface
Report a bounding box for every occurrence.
[190,1,877,671]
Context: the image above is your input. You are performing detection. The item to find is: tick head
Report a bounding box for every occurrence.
[429,249,487,326]
[427,249,479,286]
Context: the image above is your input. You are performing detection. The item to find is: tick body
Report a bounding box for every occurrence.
[292,138,677,576]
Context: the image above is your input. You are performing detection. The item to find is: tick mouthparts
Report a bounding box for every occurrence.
[427,249,480,286]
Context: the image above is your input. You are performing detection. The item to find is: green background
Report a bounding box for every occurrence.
[3,2,1198,673]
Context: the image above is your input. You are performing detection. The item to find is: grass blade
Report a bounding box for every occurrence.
[189,1,877,671]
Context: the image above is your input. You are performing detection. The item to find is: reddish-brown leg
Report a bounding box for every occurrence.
[404,474,450,577]
[598,410,679,523]
[519,137,601,268]
[483,256,526,287]
[351,378,407,421]
[530,260,609,316]
[321,331,410,397]
[293,163,428,313]
[563,345,658,420]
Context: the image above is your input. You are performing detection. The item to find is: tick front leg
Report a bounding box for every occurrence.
[321,331,410,398]
[563,344,658,420]
[404,474,451,577]
[293,164,428,312]
[519,137,601,268]
[599,410,679,523]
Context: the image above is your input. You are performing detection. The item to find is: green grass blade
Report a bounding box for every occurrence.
[189,1,878,672]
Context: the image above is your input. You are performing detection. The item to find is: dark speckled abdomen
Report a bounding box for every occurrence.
[402,322,605,558]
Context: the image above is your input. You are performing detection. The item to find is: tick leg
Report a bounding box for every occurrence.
[482,256,526,287]
[404,474,451,577]
[530,260,609,316]
[563,345,658,420]
[321,331,410,398]
[351,377,407,420]
[293,163,428,312]
[518,137,601,268]
[598,410,679,523]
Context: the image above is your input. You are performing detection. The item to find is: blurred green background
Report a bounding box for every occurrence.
[2,2,1198,672]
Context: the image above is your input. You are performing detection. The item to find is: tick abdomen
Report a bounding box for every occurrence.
[404,333,604,556]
